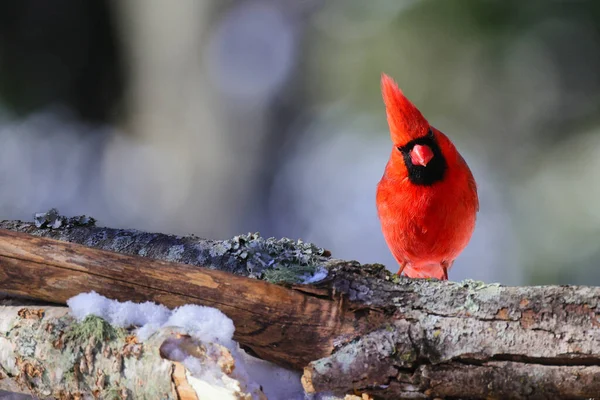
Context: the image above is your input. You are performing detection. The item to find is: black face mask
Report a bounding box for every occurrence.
[397,129,447,186]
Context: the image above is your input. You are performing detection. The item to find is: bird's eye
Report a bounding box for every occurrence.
[428,129,434,138]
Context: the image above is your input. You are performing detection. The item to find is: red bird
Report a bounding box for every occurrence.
[376,73,479,280]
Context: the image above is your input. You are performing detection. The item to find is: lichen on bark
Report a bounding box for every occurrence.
[0,304,175,399]
[3,209,331,281]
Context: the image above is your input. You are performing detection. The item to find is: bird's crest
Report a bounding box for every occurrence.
[381,73,430,145]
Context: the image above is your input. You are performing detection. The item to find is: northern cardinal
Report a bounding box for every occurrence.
[376,73,479,280]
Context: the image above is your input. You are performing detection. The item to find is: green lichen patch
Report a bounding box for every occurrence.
[398,350,416,363]
[102,384,126,400]
[464,293,481,313]
[7,315,49,360]
[263,263,319,284]
[65,315,123,347]
[14,334,37,358]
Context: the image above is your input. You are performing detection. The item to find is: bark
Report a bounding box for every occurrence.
[1,215,600,399]
[0,301,264,400]
[0,215,331,279]
[302,264,600,399]
[0,228,363,371]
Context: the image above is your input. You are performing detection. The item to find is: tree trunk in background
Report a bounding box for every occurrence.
[112,0,323,238]
[110,0,241,237]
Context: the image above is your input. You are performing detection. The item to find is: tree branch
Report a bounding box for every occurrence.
[302,264,600,398]
[0,213,331,280]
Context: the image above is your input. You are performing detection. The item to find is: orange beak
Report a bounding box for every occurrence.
[410,144,434,167]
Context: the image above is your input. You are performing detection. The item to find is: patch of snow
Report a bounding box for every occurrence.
[135,322,162,341]
[67,292,234,346]
[66,291,112,320]
[187,371,245,400]
[302,267,328,284]
[234,345,305,400]
[165,305,235,347]
[183,356,222,385]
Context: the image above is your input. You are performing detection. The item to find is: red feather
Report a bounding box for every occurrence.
[376,73,479,280]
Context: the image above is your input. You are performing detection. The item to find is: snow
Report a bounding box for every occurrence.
[67,292,308,399]
[67,292,234,345]
[302,267,328,284]
[164,305,235,347]
[186,371,246,400]
[67,290,172,330]
[235,345,305,400]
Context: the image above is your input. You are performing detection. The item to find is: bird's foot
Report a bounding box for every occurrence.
[441,260,453,281]
[396,262,406,276]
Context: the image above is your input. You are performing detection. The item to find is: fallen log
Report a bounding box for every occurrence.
[0,228,366,370]
[1,217,600,399]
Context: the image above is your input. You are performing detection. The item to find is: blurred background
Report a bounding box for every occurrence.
[0,0,599,285]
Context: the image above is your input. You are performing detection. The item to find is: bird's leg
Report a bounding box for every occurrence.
[396,261,406,276]
[441,260,453,280]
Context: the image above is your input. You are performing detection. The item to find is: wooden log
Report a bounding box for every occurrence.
[0,228,371,370]
[302,265,600,399]
[0,216,332,281]
[2,218,600,399]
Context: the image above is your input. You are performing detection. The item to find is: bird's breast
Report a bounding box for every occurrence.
[376,175,476,263]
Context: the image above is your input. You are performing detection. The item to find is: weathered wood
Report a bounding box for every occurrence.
[0,216,331,280]
[302,264,600,399]
[2,218,600,399]
[0,228,372,370]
